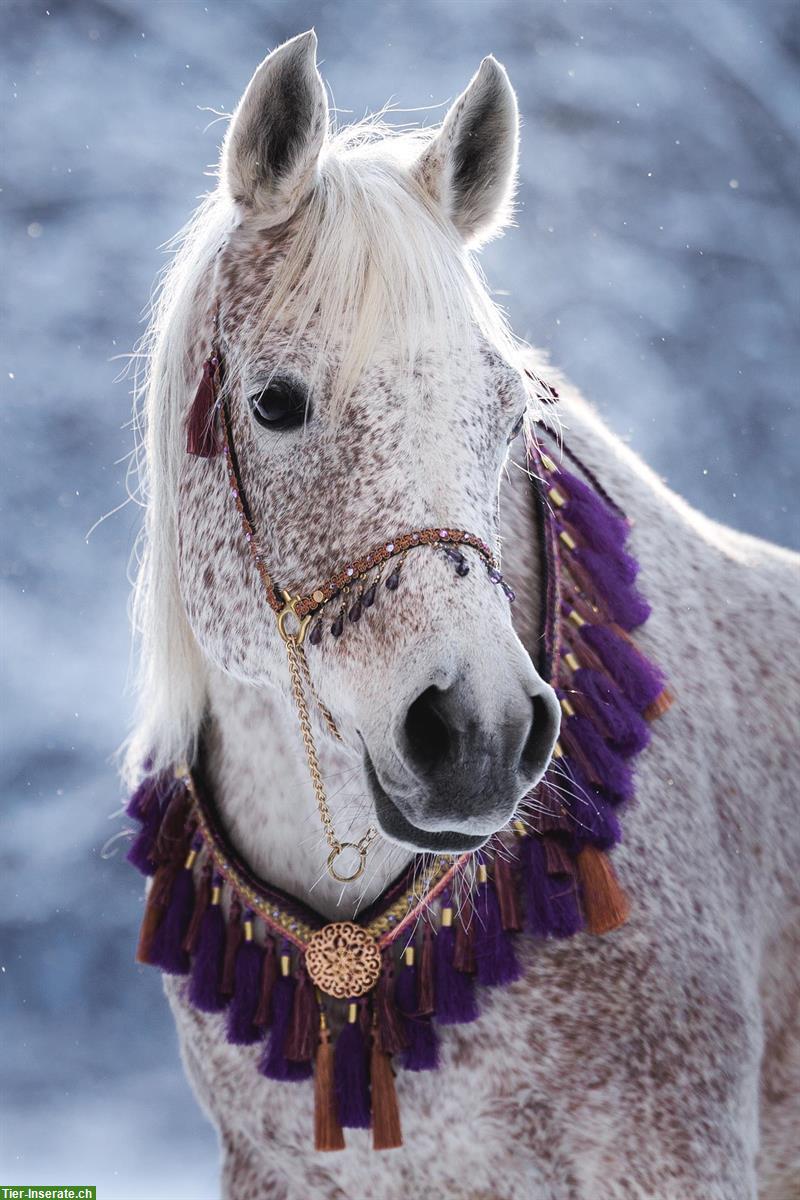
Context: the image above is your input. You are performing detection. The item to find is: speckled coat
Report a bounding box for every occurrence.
[137,32,800,1200]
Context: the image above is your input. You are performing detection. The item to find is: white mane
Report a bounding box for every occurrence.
[124,116,525,783]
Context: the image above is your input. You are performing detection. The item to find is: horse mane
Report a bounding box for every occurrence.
[123,113,526,784]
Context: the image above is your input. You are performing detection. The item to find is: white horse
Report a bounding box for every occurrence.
[127,31,799,1200]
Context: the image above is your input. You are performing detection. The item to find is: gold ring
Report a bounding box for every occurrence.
[327,843,367,883]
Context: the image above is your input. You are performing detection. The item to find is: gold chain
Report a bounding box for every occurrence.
[282,627,376,883]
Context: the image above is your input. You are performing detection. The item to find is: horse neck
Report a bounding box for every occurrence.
[200,444,543,920]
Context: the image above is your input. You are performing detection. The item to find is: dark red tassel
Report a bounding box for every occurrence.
[493,852,523,932]
[315,1012,346,1151]
[254,935,278,1027]
[370,1020,403,1151]
[188,876,227,1013]
[473,863,522,987]
[182,862,212,954]
[375,950,408,1055]
[225,912,265,1046]
[453,896,476,973]
[418,922,436,1016]
[152,785,192,867]
[186,354,221,458]
[220,897,243,996]
[334,1001,371,1128]
[285,964,318,1064]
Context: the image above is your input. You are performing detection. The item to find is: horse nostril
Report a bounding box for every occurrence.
[521,691,558,775]
[404,686,452,772]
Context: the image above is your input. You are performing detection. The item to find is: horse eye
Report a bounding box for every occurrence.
[508,412,525,443]
[250,379,309,431]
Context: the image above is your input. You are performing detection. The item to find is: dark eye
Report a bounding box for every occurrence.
[508,412,525,443]
[250,378,310,431]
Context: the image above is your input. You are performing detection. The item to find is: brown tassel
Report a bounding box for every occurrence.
[135,859,178,963]
[453,897,476,973]
[254,935,277,1026]
[375,950,408,1054]
[186,354,222,457]
[153,786,192,866]
[417,922,435,1016]
[370,1025,403,1151]
[285,965,318,1063]
[493,855,523,931]
[220,897,243,995]
[182,862,212,954]
[314,1013,345,1152]
[577,845,630,934]
[644,686,675,721]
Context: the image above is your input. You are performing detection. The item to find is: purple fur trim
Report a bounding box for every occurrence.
[473,874,521,987]
[395,956,439,1071]
[563,714,633,804]
[573,546,650,630]
[188,902,227,1013]
[521,836,585,939]
[148,864,193,975]
[434,921,479,1026]
[258,972,313,1082]
[573,666,650,756]
[334,1009,371,1128]
[579,623,665,711]
[556,466,629,561]
[225,938,265,1046]
[561,757,622,850]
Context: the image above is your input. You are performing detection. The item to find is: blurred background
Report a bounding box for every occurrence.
[1,1,797,1196]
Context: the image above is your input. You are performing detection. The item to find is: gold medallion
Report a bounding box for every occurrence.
[305,921,382,999]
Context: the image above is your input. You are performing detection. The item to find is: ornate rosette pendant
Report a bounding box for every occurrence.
[126,408,673,1153]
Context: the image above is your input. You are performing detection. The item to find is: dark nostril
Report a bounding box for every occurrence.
[521,692,557,775]
[404,686,452,772]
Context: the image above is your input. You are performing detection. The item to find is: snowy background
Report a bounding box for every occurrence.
[1,1,798,1196]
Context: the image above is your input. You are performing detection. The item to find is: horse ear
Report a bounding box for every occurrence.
[221,30,328,222]
[412,57,519,247]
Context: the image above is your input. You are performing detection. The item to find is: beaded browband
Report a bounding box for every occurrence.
[185,347,517,883]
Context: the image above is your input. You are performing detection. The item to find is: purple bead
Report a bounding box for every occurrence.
[362,583,377,609]
[349,600,362,623]
[456,561,470,577]
[385,569,401,591]
[309,622,323,646]
[489,568,503,584]
[439,529,449,540]
[501,581,516,602]
[444,548,462,562]
[331,614,344,638]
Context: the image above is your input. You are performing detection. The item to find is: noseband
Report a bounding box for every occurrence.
[187,345,516,882]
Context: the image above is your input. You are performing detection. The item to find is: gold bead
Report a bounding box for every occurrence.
[559,529,577,551]
[564,652,580,672]
[280,953,291,977]
[513,819,527,836]
[211,885,221,905]
[403,946,415,968]
[553,741,564,759]
[540,452,556,473]
[243,920,254,942]
[312,589,325,604]
[347,1002,358,1023]
[548,487,566,508]
[184,848,198,870]
[560,697,576,718]
[441,906,453,928]
[568,609,586,628]
[477,863,488,885]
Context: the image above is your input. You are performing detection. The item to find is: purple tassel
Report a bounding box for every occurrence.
[573,667,650,757]
[579,623,665,712]
[334,1003,371,1127]
[473,869,521,987]
[522,836,585,939]
[561,758,621,850]
[147,840,199,975]
[125,773,168,822]
[188,879,227,1013]
[225,914,265,1046]
[375,950,408,1054]
[562,714,633,805]
[395,950,439,1071]
[555,466,630,562]
[126,805,162,876]
[572,546,650,630]
[435,900,479,1026]
[259,948,313,1082]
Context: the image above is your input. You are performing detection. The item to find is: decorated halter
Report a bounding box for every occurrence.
[186,343,518,884]
[125,337,674,1153]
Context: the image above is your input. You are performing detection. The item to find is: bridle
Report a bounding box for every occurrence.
[187,341,518,884]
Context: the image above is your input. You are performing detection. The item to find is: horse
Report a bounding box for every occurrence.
[125,30,800,1200]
